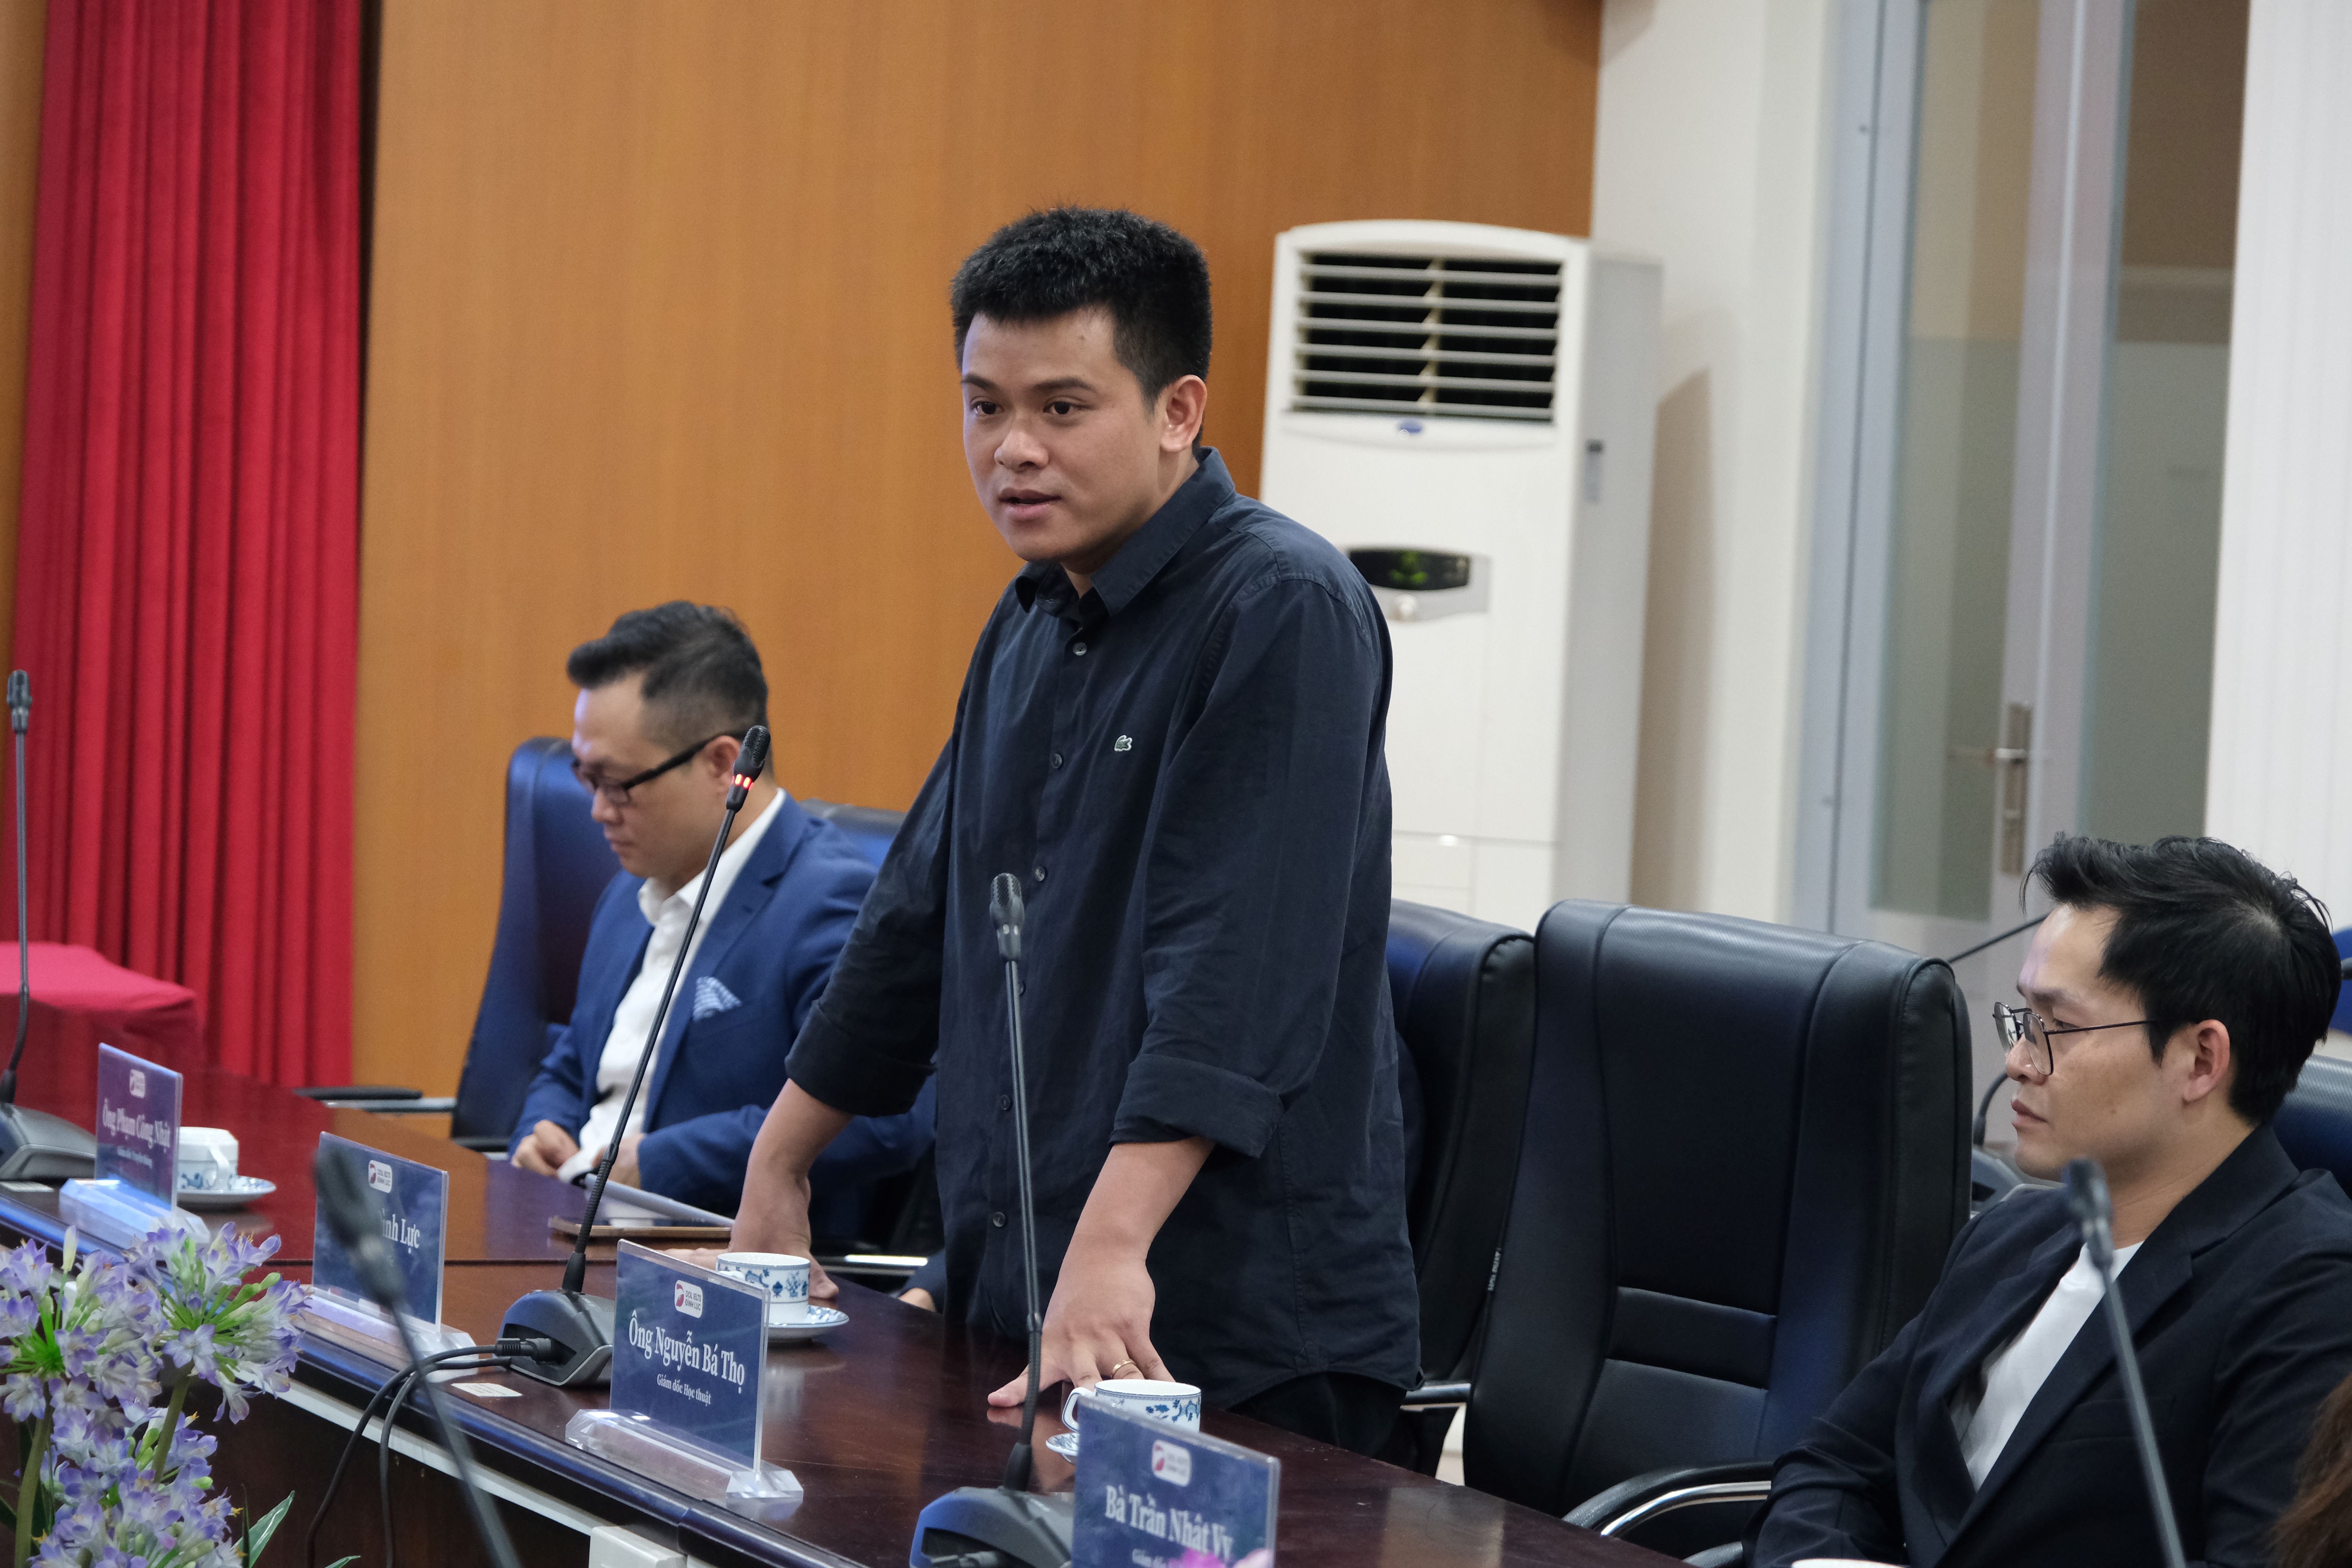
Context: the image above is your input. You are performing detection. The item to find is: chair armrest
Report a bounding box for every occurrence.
[293,1083,458,1114]
[451,1133,512,1153]
[1397,1381,1472,1410]
[293,1084,421,1101]
[1565,1461,1774,1535]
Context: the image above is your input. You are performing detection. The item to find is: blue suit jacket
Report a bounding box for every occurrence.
[1749,1126,2352,1568]
[509,796,934,1217]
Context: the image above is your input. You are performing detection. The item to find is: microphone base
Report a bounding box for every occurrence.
[500,1289,614,1387]
[0,1103,95,1182]
[909,1485,1073,1568]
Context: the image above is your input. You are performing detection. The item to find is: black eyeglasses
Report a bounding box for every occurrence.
[1991,1003,2158,1075]
[572,732,737,807]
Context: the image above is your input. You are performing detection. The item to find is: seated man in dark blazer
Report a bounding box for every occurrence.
[1749,834,2352,1568]
[508,603,934,1220]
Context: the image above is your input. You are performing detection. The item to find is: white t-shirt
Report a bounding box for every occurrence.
[553,790,784,1181]
[1949,1240,2144,1487]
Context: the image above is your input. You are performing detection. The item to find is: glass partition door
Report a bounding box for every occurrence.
[1802,0,2246,1112]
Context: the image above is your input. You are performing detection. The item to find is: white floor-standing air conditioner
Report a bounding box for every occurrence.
[1260,220,1660,928]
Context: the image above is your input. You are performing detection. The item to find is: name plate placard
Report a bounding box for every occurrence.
[611,1240,769,1467]
[94,1044,181,1207]
[311,1134,449,1324]
[1074,1402,1278,1568]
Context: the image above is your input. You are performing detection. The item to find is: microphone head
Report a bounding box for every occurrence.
[2064,1158,2111,1227]
[990,872,1024,961]
[733,724,771,786]
[6,672,24,732]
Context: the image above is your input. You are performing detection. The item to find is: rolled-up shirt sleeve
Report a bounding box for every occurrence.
[785,726,958,1118]
[1113,571,1385,1156]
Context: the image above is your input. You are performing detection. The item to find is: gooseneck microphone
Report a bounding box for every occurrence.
[0,672,93,1180]
[502,726,772,1387]
[317,1143,524,1568]
[2065,1158,2186,1568]
[910,873,1074,1568]
[5,670,27,1098]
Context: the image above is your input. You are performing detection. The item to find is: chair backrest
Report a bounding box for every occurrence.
[2332,930,2352,1034]
[1466,901,1970,1517]
[1385,900,1537,1385]
[799,799,903,867]
[451,739,623,1141]
[2278,1053,2352,1200]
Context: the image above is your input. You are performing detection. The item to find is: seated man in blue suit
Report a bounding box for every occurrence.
[1749,835,2352,1568]
[509,602,934,1222]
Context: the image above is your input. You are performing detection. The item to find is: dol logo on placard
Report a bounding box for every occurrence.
[1152,1441,1191,1486]
[674,1280,704,1318]
[368,1160,394,1193]
[128,1070,146,1099]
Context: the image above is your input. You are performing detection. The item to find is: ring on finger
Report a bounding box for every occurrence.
[1109,1358,1139,1378]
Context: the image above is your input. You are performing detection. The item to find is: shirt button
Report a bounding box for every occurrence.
[991,1211,1008,1228]
[1073,642,1089,657]
[1032,865,1047,884]
[998,1093,1012,1112]
[1050,752,1063,770]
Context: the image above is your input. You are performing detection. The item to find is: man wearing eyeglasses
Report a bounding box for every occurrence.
[508,603,935,1224]
[1749,834,2352,1568]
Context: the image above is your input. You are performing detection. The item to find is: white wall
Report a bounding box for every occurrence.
[1595,0,1838,920]
[2205,1,2352,919]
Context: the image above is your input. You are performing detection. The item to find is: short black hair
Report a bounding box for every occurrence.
[2029,834,2340,1124]
[566,603,767,753]
[949,207,1212,401]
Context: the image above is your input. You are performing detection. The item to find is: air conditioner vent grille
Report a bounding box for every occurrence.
[1291,251,1561,422]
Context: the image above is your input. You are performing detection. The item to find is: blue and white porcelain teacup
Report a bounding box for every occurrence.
[1061,1377,1203,1434]
[176,1128,239,1193]
[717,1251,810,1323]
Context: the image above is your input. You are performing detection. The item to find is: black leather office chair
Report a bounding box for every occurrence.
[303,738,623,1147]
[800,799,904,865]
[1380,900,1538,1473]
[2278,1053,2352,1200]
[1464,901,1969,1558]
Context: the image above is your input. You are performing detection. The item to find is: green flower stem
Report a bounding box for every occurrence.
[13,1413,47,1568]
[148,1369,193,1486]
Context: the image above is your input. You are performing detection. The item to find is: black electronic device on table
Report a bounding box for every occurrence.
[909,871,1074,1568]
[0,671,95,1182]
[501,725,770,1387]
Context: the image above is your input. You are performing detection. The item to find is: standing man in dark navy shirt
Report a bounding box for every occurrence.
[727,207,1418,1451]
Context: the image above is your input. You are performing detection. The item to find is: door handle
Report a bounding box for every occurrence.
[1996,702,2032,876]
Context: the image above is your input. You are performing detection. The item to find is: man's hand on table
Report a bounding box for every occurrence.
[598,1133,645,1188]
[987,1134,1211,1410]
[988,1232,1168,1407]
[668,1178,836,1300]
[511,1119,579,1176]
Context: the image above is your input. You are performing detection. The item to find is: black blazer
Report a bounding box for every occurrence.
[1749,1127,2352,1568]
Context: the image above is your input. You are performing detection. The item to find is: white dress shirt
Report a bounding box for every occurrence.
[554,790,784,1181]
[1950,1239,2144,1487]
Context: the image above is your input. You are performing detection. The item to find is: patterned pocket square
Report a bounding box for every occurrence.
[692,976,743,1020]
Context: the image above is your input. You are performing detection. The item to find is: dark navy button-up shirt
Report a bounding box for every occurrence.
[786,449,1418,1406]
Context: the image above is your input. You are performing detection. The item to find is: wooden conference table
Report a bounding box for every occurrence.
[0,1039,1673,1568]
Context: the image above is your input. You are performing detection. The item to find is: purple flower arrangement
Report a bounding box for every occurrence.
[0,1225,312,1568]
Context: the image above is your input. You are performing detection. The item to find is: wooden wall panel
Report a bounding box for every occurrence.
[357,0,1602,1088]
[0,0,45,675]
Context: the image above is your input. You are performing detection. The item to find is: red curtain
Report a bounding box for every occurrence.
[8,0,362,1086]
